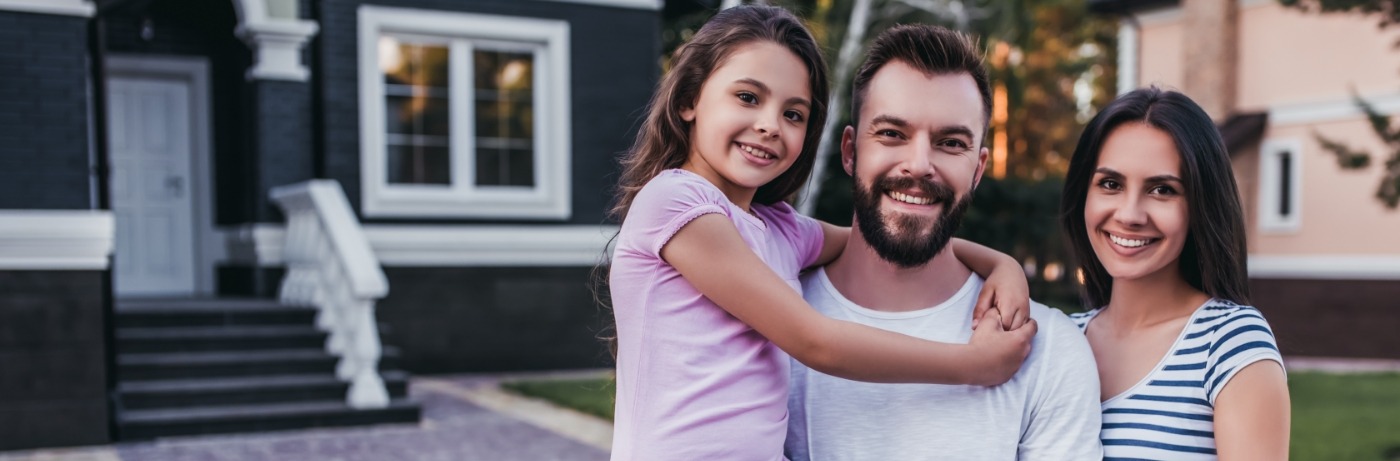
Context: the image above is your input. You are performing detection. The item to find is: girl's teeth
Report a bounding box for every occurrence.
[740,144,773,160]
[889,191,932,205]
[1109,234,1151,248]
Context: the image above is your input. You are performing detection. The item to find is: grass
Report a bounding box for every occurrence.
[1289,371,1400,461]
[501,371,1400,460]
[500,377,616,421]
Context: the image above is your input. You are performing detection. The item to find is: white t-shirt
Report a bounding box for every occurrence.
[785,269,1103,461]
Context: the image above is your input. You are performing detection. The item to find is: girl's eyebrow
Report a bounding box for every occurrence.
[735,78,810,108]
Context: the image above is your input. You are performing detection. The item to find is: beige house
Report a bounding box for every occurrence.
[1092,0,1400,359]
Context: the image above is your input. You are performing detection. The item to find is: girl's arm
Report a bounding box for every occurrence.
[663,214,1036,385]
[950,239,1030,331]
[1213,361,1291,460]
[812,222,850,267]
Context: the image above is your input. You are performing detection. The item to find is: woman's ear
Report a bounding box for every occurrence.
[680,105,696,122]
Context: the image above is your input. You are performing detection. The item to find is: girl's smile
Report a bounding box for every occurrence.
[680,40,812,208]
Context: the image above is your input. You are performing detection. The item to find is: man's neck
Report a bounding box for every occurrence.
[823,227,974,313]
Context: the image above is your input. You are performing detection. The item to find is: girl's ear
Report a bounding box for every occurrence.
[680,105,696,122]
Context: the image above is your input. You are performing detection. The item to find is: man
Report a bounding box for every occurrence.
[785,25,1102,460]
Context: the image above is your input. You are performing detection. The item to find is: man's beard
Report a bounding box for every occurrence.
[852,172,972,269]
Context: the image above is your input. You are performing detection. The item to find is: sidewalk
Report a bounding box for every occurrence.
[0,370,614,461]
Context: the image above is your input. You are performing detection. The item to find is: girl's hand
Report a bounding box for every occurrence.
[972,260,1031,331]
[965,310,1036,386]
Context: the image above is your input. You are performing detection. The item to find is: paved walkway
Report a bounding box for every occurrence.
[4,358,1398,460]
[0,370,614,461]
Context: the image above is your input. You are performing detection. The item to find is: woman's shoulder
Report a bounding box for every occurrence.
[1066,308,1101,332]
[1190,299,1276,337]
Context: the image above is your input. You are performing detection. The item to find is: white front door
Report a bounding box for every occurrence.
[108,77,197,296]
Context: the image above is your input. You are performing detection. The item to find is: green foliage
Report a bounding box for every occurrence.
[1309,92,1400,208]
[1279,0,1400,29]
[1289,371,1400,461]
[500,377,617,420]
[957,176,1083,310]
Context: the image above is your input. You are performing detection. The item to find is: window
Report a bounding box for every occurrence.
[1259,139,1302,233]
[359,6,571,219]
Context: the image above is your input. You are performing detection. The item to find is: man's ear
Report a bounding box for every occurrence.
[971,146,990,190]
[841,125,857,176]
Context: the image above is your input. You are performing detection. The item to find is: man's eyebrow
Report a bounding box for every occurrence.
[735,78,809,108]
[933,125,975,139]
[869,114,910,128]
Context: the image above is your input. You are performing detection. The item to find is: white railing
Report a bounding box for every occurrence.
[270,180,390,409]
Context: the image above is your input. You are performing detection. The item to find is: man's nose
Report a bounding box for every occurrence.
[899,141,937,179]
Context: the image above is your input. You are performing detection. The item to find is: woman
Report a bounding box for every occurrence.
[1060,87,1291,460]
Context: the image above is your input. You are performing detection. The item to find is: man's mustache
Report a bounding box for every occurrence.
[874,176,955,206]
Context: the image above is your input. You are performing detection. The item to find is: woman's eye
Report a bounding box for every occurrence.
[1097,179,1121,190]
[784,110,805,122]
[737,92,758,104]
[1151,185,1178,196]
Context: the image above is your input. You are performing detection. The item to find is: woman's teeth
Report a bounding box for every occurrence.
[739,144,775,160]
[888,191,933,205]
[1109,233,1152,248]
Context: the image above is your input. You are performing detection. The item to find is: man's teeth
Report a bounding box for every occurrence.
[888,191,933,205]
[739,144,775,160]
[1109,234,1152,248]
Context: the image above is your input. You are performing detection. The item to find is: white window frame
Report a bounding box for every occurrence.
[358,6,571,219]
[1258,138,1303,233]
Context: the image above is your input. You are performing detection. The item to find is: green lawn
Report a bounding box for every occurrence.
[502,371,1400,460]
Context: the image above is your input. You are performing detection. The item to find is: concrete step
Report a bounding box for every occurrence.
[116,325,327,353]
[118,371,411,410]
[117,398,422,440]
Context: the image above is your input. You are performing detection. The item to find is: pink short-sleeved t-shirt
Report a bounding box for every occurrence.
[609,169,825,461]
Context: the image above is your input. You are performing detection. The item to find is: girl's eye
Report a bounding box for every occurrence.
[737,92,758,104]
[784,110,805,123]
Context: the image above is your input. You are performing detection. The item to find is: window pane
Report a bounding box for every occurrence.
[474,49,535,188]
[382,39,449,88]
[475,145,534,188]
[386,95,449,137]
[388,144,450,185]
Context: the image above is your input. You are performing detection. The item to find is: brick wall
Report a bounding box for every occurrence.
[0,12,94,209]
[0,270,110,450]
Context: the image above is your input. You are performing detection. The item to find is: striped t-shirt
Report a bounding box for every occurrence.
[1069,299,1283,460]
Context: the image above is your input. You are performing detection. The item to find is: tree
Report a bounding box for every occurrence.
[1279,0,1400,208]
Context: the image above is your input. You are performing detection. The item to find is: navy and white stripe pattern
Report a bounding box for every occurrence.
[1070,300,1283,460]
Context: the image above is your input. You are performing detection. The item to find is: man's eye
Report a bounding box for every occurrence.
[877,129,903,139]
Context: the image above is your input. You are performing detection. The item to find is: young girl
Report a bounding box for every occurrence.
[609,6,1038,460]
[1060,87,1290,459]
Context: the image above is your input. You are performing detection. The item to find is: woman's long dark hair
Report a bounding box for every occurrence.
[1059,87,1250,310]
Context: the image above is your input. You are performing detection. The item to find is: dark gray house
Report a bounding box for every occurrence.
[0,0,659,450]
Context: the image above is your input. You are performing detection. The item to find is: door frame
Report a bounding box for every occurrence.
[105,55,218,296]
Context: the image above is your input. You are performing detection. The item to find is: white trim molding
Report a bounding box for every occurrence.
[1250,255,1400,280]
[222,224,287,266]
[233,0,319,81]
[0,0,93,16]
[366,225,616,266]
[539,0,661,10]
[358,6,572,220]
[1268,91,1400,127]
[1116,20,1139,95]
[1258,138,1304,234]
[0,210,114,270]
[223,224,616,267]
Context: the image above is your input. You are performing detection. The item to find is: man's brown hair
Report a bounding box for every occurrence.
[850,25,992,144]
